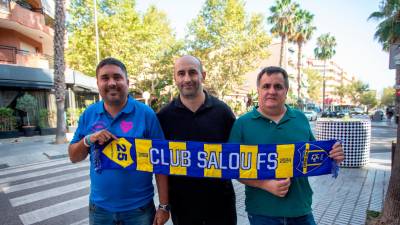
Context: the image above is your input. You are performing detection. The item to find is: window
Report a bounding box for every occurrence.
[0,0,9,13]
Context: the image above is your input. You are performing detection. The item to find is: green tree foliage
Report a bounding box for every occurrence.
[360,90,378,113]
[303,68,322,103]
[289,8,316,100]
[186,0,271,98]
[381,86,395,106]
[368,0,400,50]
[66,0,181,103]
[268,0,299,67]
[334,84,348,105]
[16,93,38,126]
[347,80,369,106]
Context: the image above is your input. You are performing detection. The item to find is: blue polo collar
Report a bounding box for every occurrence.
[95,95,135,115]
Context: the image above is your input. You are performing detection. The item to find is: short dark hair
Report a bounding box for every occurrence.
[256,66,289,88]
[95,57,127,78]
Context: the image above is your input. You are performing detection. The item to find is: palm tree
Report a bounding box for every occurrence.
[268,0,299,67]
[289,9,316,105]
[54,0,66,144]
[313,33,336,111]
[368,1,400,224]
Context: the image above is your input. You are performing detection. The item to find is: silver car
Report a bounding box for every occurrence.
[304,111,318,121]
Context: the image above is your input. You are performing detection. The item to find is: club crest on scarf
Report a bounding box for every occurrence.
[102,138,134,168]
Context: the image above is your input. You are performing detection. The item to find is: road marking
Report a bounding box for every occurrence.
[0,159,71,176]
[70,218,89,225]
[3,170,89,193]
[0,162,89,184]
[10,180,90,206]
[19,195,88,225]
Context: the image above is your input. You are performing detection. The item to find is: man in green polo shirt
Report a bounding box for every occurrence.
[229,66,344,225]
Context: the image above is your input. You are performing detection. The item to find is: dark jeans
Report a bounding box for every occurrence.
[89,201,155,225]
[248,213,316,225]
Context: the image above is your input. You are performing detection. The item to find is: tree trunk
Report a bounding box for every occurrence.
[297,42,302,103]
[54,0,66,144]
[279,35,286,67]
[369,64,400,225]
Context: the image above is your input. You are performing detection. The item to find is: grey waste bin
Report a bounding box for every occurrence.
[315,118,371,167]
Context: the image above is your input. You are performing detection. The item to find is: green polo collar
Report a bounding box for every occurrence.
[251,105,296,124]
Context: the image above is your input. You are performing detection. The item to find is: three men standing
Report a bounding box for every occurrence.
[68,57,343,225]
[157,55,237,225]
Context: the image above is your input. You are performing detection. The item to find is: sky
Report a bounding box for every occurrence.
[135,0,395,93]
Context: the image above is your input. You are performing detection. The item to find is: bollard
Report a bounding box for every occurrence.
[392,141,396,171]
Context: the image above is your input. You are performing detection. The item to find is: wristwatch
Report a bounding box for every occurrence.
[158,203,171,212]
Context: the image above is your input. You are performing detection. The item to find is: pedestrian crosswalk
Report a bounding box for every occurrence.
[0,158,91,225]
[0,158,170,225]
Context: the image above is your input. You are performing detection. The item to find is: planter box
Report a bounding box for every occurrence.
[22,126,36,137]
[39,128,57,136]
[316,118,371,168]
[0,131,20,139]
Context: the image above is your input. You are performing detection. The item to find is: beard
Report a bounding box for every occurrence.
[101,87,128,106]
[178,82,201,99]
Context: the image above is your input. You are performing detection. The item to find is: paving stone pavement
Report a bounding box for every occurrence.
[0,122,393,225]
[231,152,391,225]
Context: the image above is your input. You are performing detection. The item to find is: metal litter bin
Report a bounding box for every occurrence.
[315,118,371,167]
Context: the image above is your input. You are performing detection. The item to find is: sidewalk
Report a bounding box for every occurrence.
[0,134,392,225]
[370,120,397,129]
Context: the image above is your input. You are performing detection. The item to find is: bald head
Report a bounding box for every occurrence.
[174,55,203,74]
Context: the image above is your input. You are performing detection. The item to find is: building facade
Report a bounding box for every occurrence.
[306,59,355,108]
[0,0,98,137]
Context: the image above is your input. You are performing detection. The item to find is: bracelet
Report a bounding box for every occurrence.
[83,135,91,147]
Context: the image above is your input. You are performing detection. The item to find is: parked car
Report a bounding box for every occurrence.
[304,111,318,121]
[336,110,350,118]
[321,111,337,118]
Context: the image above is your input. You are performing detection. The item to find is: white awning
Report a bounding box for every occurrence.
[41,0,55,19]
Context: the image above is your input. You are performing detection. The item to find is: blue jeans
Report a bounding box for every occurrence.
[248,213,316,225]
[89,201,155,225]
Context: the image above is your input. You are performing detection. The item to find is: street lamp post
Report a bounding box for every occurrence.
[322,60,326,112]
[93,0,100,64]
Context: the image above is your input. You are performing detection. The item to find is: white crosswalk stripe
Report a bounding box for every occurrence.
[1,160,91,225]
[0,162,88,184]
[19,195,89,225]
[3,169,89,194]
[0,159,169,225]
[0,158,71,176]
[10,180,91,207]
[69,218,89,225]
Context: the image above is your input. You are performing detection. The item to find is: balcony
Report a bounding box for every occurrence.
[0,45,53,69]
[0,1,53,35]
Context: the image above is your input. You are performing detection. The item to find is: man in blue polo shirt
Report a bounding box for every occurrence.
[68,58,169,225]
[229,66,344,225]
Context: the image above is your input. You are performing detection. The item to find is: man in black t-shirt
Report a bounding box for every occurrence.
[157,55,237,225]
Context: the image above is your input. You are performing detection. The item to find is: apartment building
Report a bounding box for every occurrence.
[242,41,310,103]
[0,0,97,136]
[306,59,355,107]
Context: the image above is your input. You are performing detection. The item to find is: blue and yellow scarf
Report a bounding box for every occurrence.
[93,138,338,179]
